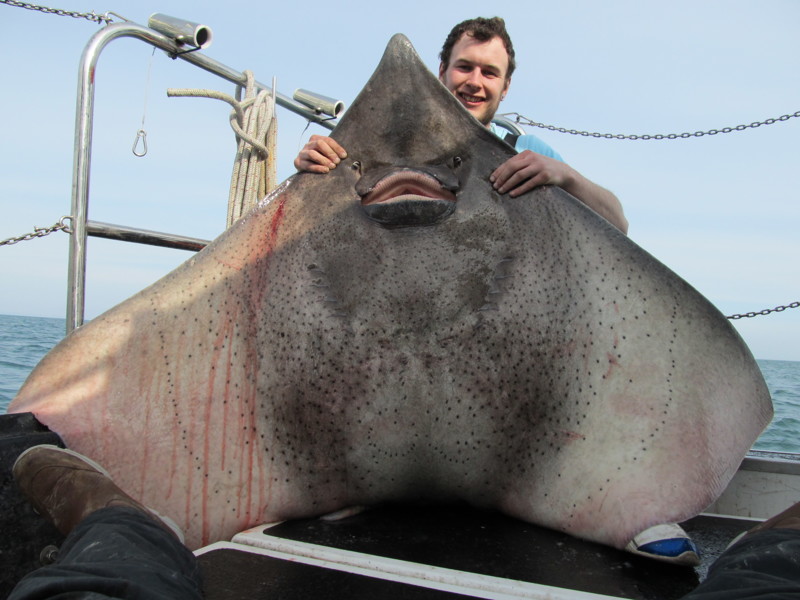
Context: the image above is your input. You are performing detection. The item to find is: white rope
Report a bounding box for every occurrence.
[167,70,277,228]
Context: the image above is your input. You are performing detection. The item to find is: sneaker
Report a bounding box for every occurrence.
[625,523,700,565]
[13,444,183,542]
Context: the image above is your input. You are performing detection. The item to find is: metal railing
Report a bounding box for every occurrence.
[67,19,338,333]
[67,20,538,333]
[86,220,210,252]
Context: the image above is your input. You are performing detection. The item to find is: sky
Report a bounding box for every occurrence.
[1,0,798,361]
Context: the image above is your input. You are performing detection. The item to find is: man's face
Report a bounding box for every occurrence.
[438,33,511,127]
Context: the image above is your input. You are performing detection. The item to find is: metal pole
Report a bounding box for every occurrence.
[67,21,337,333]
[175,48,338,128]
[87,220,210,252]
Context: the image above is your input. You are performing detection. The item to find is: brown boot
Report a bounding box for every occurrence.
[13,445,183,541]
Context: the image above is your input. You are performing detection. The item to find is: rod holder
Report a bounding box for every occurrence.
[148,13,213,49]
[293,89,344,117]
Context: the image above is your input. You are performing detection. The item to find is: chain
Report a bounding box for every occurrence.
[727,302,800,320]
[0,0,114,24]
[501,110,800,141]
[0,217,72,247]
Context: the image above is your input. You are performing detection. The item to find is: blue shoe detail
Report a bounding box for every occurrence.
[637,537,698,558]
[626,523,701,565]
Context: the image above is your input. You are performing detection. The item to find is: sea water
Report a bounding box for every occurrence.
[1,313,798,453]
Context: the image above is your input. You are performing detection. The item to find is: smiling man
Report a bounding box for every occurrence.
[294,17,628,234]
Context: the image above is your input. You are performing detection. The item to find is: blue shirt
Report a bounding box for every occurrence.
[489,123,563,162]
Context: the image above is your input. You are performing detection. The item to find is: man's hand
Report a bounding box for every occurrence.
[490,150,572,197]
[294,135,348,173]
[490,150,629,234]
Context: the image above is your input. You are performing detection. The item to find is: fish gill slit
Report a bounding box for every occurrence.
[478,255,516,312]
[307,264,350,321]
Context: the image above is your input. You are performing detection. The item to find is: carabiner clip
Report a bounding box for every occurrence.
[132,129,148,157]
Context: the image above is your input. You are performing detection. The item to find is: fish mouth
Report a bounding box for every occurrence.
[360,169,457,228]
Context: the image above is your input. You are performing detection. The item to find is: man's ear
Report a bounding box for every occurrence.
[438,61,446,82]
[501,77,511,100]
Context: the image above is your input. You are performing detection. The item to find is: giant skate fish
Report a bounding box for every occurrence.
[9,34,772,550]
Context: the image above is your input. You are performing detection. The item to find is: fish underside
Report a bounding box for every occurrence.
[10,34,772,550]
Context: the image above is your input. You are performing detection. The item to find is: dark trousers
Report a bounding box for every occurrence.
[9,507,202,600]
[683,528,800,599]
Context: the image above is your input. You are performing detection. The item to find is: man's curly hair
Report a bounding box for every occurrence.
[439,17,516,79]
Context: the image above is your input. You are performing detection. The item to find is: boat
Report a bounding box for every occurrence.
[1,13,798,600]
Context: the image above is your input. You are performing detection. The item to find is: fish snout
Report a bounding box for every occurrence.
[358,168,458,228]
